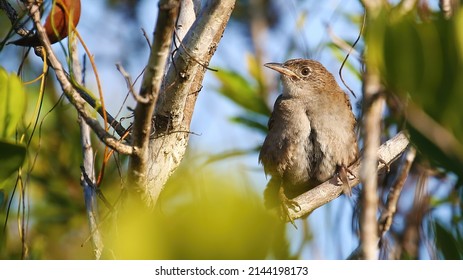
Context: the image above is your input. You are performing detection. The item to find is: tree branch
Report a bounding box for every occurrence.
[288,131,410,219]
[347,144,415,260]
[0,0,32,38]
[137,0,236,206]
[71,37,104,259]
[439,0,459,19]
[26,1,133,155]
[359,0,388,260]
[378,146,416,236]
[360,71,384,260]
[128,0,180,190]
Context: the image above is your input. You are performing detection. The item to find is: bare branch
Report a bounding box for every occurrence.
[439,0,459,19]
[402,172,429,258]
[141,28,151,48]
[137,0,236,206]
[26,1,133,155]
[71,36,104,259]
[128,0,180,191]
[347,144,415,260]
[175,0,200,45]
[116,63,150,104]
[378,146,416,236]
[288,131,410,219]
[360,70,384,260]
[0,0,32,37]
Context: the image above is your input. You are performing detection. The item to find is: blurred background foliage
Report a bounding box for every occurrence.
[111,165,288,259]
[0,0,463,259]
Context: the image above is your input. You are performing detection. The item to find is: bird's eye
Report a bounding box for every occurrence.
[301,67,311,76]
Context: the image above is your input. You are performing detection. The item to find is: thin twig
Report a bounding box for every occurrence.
[401,171,429,258]
[141,27,152,48]
[26,1,133,155]
[338,12,366,98]
[72,35,104,259]
[378,146,416,236]
[347,146,416,260]
[173,30,218,72]
[116,63,150,104]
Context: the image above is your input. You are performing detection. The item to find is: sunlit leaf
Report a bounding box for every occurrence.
[246,54,266,96]
[0,67,26,139]
[214,69,270,115]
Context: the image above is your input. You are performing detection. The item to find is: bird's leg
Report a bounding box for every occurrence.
[336,164,354,196]
[278,183,301,228]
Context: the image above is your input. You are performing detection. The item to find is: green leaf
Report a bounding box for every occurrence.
[0,190,4,207]
[434,221,463,259]
[246,54,265,93]
[0,140,26,186]
[204,146,261,165]
[213,69,270,116]
[378,10,463,176]
[0,67,26,139]
[229,115,268,134]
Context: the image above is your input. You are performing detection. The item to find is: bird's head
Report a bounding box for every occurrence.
[264,59,339,98]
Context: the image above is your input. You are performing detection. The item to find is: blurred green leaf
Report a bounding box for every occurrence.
[408,126,463,178]
[246,54,266,97]
[434,221,463,259]
[0,67,26,139]
[376,9,463,176]
[0,190,4,207]
[111,167,286,259]
[204,145,261,165]
[214,69,270,115]
[230,115,268,133]
[0,140,26,185]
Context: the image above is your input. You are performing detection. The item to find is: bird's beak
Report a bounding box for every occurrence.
[264,63,298,79]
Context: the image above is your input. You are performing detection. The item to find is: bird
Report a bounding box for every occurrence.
[259,58,358,222]
[10,0,81,47]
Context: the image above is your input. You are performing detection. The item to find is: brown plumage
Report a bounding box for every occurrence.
[259,59,358,220]
[11,0,81,47]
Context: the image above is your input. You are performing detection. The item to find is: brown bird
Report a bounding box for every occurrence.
[259,59,358,221]
[10,0,81,47]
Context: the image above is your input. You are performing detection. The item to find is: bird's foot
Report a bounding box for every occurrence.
[278,186,301,228]
[378,157,390,172]
[336,165,354,196]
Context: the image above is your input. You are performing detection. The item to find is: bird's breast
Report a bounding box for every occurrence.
[260,104,313,187]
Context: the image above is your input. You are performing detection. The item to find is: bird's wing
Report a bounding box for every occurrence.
[267,94,284,131]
